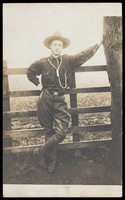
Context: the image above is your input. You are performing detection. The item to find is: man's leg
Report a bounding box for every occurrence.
[53,96,70,143]
[35,93,70,172]
[33,89,54,168]
[37,89,54,135]
[45,130,57,172]
[40,96,70,154]
[41,95,70,173]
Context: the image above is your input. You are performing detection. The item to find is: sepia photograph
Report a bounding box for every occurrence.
[3,2,122,197]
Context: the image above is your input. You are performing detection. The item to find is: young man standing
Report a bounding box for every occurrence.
[27,31,103,173]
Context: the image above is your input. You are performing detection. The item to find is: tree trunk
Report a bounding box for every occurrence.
[103,17,122,172]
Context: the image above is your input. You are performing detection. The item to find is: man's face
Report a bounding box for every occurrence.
[49,40,63,56]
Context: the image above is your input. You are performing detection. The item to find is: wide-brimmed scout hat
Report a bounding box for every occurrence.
[43,31,70,49]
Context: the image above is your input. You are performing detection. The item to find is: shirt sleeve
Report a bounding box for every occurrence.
[27,59,43,86]
[68,44,100,68]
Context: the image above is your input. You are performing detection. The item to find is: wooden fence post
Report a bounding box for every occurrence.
[3,60,12,147]
[69,71,81,156]
[103,17,122,170]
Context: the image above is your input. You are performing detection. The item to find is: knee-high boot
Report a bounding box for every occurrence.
[35,134,58,172]
[40,135,59,155]
[44,133,57,172]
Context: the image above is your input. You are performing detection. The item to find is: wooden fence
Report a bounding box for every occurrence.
[3,60,112,154]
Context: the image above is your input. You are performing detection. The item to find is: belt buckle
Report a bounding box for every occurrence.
[54,92,58,96]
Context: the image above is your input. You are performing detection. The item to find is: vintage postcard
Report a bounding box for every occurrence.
[3,3,122,197]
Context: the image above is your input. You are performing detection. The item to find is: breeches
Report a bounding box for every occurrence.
[37,89,70,143]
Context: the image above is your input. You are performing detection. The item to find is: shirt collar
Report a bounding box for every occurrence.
[49,54,61,62]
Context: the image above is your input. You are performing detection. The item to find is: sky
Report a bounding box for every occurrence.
[3,3,122,90]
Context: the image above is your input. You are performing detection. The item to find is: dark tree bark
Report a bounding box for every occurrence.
[103,17,122,172]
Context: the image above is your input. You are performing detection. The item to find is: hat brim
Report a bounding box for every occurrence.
[43,36,70,49]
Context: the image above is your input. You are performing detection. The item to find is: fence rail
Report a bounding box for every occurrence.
[4,138,112,154]
[9,87,110,97]
[3,106,111,118]
[3,62,112,153]
[3,124,111,139]
[3,65,107,75]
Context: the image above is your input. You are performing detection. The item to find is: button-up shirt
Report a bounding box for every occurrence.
[27,44,99,89]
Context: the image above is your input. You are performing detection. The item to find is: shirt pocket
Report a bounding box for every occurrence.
[42,71,54,84]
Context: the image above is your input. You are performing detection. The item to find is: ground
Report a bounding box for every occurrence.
[3,144,122,185]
